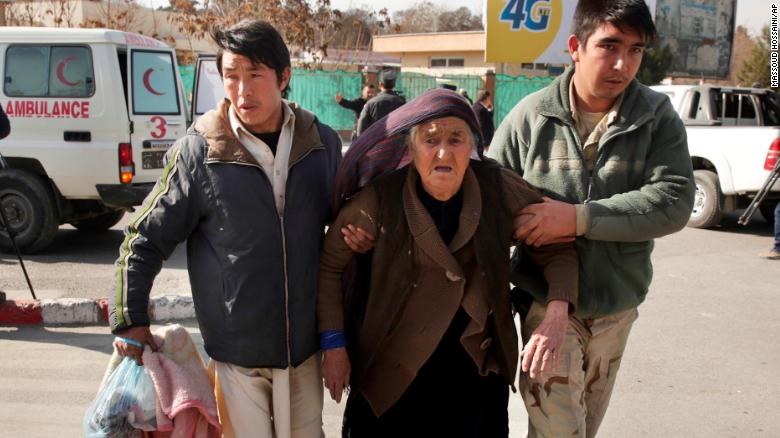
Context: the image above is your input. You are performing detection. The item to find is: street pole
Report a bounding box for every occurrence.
[0,153,37,300]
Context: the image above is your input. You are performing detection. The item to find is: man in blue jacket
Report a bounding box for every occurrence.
[109,20,341,437]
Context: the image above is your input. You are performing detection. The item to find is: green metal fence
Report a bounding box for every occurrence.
[494,75,554,126]
[288,69,363,131]
[397,72,483,103]
[179,64,195,113]
[176,65,553,132]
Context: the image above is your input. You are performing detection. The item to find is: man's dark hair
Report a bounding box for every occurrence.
[210,20,291,98]
[476,89,490,103]
[571,0,657,46]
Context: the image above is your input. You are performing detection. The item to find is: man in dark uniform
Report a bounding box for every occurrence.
[356,70,405,135]
[336,84,375,141]
[472,89,494,151]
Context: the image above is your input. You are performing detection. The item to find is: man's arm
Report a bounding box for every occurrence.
[110,141,202,334]
[582,109,694,241]
[514,103,695,245]
[356,103,373,136]
[338,97,362,113]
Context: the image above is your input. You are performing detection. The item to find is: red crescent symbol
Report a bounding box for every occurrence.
[142,68,165,96]
[56,56,81,86]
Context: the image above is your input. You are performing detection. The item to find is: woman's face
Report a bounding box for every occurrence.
[409,116,474,201]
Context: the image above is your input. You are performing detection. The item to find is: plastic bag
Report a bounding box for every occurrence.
[84,356,157,437]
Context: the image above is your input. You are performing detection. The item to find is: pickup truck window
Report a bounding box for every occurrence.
[760,93,780,126]
[714,92,759,126]
[4,45,95,98]
[688,91,700,119]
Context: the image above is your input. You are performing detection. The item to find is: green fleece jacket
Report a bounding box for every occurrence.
[488,67,694,318]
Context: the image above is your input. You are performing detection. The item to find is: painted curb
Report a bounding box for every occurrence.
[0,299,42,325]
[41,298,99,325]
[0,295,195,326]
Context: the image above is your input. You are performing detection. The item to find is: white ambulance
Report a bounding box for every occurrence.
[0,27,189,252]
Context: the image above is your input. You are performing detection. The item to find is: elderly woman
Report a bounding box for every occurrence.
[318,89,578,437]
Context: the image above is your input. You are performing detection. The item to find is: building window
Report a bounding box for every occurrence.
[521,63,534,70]
[430,57,465,68]
[430,58,447,67]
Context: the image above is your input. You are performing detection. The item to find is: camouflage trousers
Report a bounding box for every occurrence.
[519,301,638,438]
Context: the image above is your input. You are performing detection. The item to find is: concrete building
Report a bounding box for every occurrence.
[371,30,567,78]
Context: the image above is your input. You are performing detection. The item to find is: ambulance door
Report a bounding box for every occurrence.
[127,48,187,183]
[191,55,225,125]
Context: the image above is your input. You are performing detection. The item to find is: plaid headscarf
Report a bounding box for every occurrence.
[334,88,483,210]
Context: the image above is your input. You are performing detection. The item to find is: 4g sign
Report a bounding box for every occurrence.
[499,0,552,32]
[485,0,568,64]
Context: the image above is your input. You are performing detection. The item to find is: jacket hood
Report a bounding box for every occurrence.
[192,99,324,168]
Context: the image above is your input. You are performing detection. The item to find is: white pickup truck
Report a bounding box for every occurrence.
[652,84,780,228]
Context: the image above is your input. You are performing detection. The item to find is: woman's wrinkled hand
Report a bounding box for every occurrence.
[322,347,351,403]
[521,300,569,379]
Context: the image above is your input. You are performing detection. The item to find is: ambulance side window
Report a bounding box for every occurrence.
[4,46,50,97]
[4,45,94,98]
[49,46,94,97]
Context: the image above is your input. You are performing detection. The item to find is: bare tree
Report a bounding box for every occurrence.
[46,0,77,28]
[167,0,348,68]
[393,1,441,34]
[81,0,141,32]
[329,7,394,51]
[393,2,482,33]
[5,0,43,27]
[438,7,482,32]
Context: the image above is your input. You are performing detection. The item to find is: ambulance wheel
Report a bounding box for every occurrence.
[0,169,60,253]
[71,209,125,231]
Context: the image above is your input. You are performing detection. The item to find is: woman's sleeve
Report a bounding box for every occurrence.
[317,187,380,332]
[501,169,579,311]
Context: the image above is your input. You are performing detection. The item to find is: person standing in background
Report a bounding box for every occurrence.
[356,70,405,135]
[336,84,375,141]
[472,89,494,150]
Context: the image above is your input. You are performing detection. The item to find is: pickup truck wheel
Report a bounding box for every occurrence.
[759,199,778,227]
[0,170,60,253]
[688,170,722,228]
[70,209,125,231]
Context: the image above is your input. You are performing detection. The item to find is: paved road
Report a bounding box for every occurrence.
[1,211,778,436]
[1,216,189,301]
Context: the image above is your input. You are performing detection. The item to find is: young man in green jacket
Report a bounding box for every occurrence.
[488,1,694,437]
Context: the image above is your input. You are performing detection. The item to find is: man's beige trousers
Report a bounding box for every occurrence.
[520,301,638,438]
[209,353,324,438]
